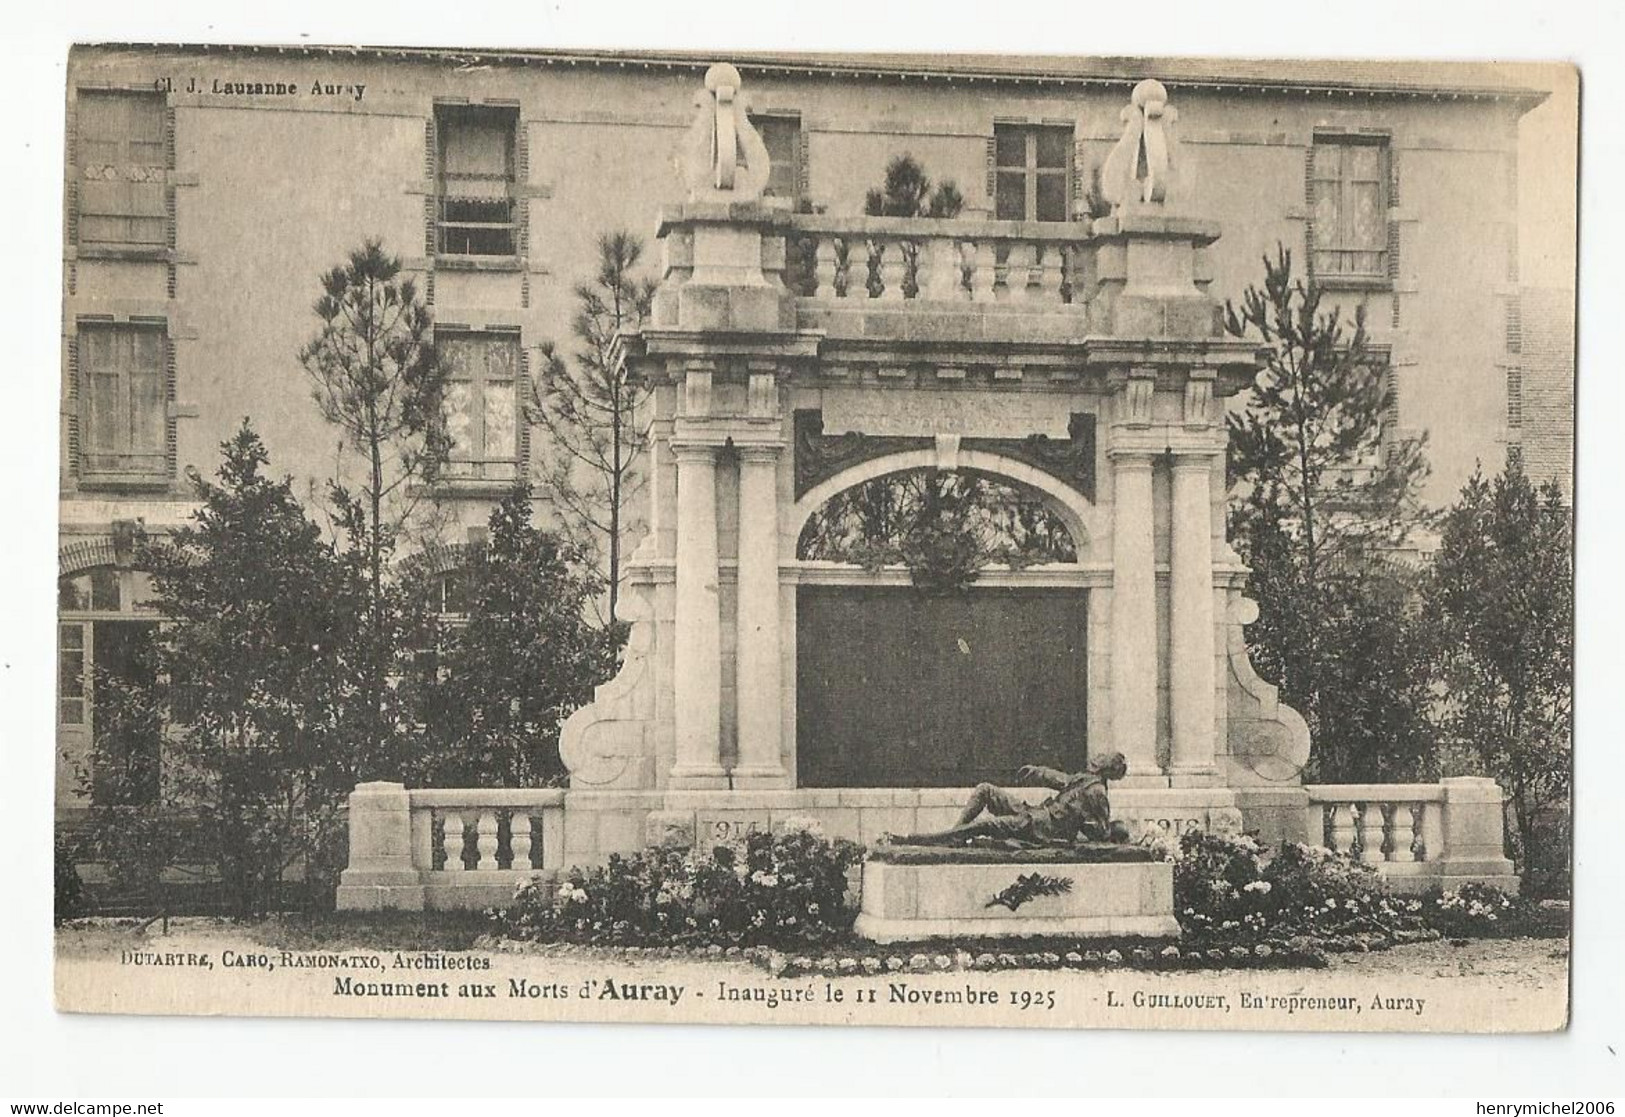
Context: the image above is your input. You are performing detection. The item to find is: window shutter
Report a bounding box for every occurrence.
[164,105,177,255]
[1072,134,1087,220]
[1506,363,1524,431]
[164,333,178,482]
[1302,144,1317,277]
[423,117,438,256]
[985,136,997,211]
[796,128,810,201]
[517,343,532,477]
[66,336,80,478]
[515,115,530,259]
[65,99,80,248]
[1385,147,1399,288]
[1506,293,1523,354]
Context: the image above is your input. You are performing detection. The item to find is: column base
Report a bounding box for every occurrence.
[1116,773,1172,790]
[667,764,732,790]
[729,764,791,789]
[1167,767,1222,788]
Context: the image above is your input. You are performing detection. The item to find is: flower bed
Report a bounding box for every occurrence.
[493,829,865,948]
[1173,831,1564,949]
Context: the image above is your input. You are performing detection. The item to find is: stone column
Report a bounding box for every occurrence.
[733,443,786,785]
[1109,449,1159,781]
[1169,452,1218,784]
[670,442,726,787]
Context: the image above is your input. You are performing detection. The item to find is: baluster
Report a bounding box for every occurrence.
[918,236,951,301]
[440,811,464,873]
[1039,243,1065,303]
[878,240,908,301]
[1417,801,1443,863]
[957,240,976,297]
[1023,242,1046,300]
[971,240,997,303]
[510,811,533,871]
[476,810,500,871]
[995,243,1023,301]
[813,236,838,298]
[1388,802,1417,863]
[1359,802,1388,864]
[1329,804,1357,854]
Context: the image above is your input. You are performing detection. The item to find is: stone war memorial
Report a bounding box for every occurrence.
[336,65,1518,917]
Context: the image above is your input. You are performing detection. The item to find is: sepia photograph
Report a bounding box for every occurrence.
[45,38,1582,1035]
[7,2,1617,1101]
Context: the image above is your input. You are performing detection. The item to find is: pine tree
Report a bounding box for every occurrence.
[863,154,965,219]
[299,239,449,775]
[1425,464,1572,891]
[1223,246,1433,780]
[530,232,657,627]
[863,155,964,299]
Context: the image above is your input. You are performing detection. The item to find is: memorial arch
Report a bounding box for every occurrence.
[552,65,1312,823]
[333,65,1520,910]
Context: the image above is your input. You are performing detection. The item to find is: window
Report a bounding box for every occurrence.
[436,105,518,257]
[78,322,167,480]
[58,567,161,804]
[1311,136,1390,282]
[994,124,1072,222]
[440,332,520,482]
[77,90,167,248]
[59,624,88,725]
[752,114,802,201]
[433,568,474,619]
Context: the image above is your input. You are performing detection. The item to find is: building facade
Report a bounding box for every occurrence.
[59,47,1556,862]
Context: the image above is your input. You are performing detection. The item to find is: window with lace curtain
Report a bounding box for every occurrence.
[439,331,520,483]
[1310,135,1390,284]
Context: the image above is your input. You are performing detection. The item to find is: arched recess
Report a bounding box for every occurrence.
[787,448,1100,562]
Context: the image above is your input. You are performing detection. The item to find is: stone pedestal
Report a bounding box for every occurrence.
[334,782,424,912]
[1436,777,1521,892]
[853,848,1179,943]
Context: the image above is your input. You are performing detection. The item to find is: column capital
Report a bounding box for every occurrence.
[735,441,785,463]
[1169,449,1221,470]
[1106,445,1158,465]
[670,440,722,462]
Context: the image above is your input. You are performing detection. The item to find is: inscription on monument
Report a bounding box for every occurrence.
[822,388,1073,439]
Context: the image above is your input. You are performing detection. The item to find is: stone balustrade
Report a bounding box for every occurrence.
[335,782,565,911]
[783,214,1092,306]
[336,777,1522,910]
[1304,777,1519,893]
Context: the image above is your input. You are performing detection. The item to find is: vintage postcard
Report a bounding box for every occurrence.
[52,43,1577,1033]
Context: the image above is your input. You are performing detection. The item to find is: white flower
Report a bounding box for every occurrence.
[1243,880,1272,895]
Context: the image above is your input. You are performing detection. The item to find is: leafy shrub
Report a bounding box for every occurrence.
[1176,831,1569,948]
[1175,831,1428,946]
[497,829,865,948]
[55,834,88,921]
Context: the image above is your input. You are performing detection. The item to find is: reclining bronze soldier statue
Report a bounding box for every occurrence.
[886,751,1132,848]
